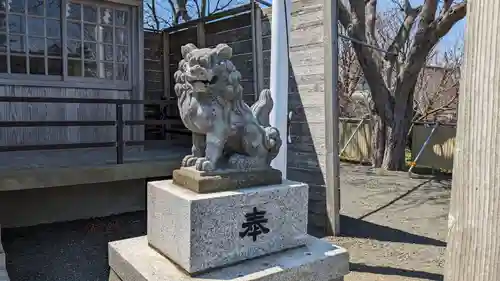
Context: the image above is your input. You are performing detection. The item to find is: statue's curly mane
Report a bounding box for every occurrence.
[173,59,190,107]
[173,48,254,120]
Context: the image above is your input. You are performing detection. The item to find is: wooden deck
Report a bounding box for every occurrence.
[0,144,191,191]
[0,146,188,170]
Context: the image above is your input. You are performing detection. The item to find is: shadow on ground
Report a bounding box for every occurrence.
[356,179,433,220]
[3,212,146,281]
[340,215,446,247]
[350,263,444,281]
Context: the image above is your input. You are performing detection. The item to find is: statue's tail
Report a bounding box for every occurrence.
[250,89,273,127]
[263,126,282,164]
[250,89,283,164]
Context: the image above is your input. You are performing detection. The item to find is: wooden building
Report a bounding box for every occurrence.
[0,0,145,146]
[0,0,191,228]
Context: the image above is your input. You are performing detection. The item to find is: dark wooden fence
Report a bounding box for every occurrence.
[143,3,266,141]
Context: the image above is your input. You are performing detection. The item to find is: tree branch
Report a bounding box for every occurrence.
[421,0,438,25]
[441,0,454,16]
[436,3,467,38]
[201,0,207,18]
[365,0,378,45]
[212,0,235,13]
[145,2,161,30]
[348,0,366,18]
[193,0,201,18]
[338,0,394,122]
[348,0,367,36]
[416,85,459,122]
[384,4,422,62]
[168,0,179,25]
[338,1,353,29]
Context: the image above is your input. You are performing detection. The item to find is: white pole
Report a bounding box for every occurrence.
[324,0,340,235]
[269,0,291,179]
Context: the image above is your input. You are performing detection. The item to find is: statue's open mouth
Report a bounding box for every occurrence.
[190,76,218,93]
[209,76,218,84]
[191,76,218,85]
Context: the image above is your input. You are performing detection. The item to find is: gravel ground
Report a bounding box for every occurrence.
[329,164,451,281]
[2,163,451,281]
[3,213,146,281]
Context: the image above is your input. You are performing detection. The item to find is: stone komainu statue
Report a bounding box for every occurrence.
[173,43,282,172]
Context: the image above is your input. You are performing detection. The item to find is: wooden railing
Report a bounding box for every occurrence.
[0,96,190,164]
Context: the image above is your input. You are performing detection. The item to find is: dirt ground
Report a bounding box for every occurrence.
[328,163,450,281]
[2,162,451,281]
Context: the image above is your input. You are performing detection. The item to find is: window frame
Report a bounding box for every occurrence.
[0,0,135,90]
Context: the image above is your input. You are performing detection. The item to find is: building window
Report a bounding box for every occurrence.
[66,2,129,81]
[0,0,63,75]
[0,0,131,82]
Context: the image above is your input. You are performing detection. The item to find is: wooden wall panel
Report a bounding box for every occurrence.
[0,86,134,146]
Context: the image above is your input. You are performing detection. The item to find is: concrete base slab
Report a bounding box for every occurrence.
[109,270,121,281]
[147,179,309,274]
[108,235,349,281]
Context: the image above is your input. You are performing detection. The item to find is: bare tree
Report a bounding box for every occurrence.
[338,25,365,117]
[413,44,462,124]
[337,0,466,170]
[144,0,247,29]
[144,0,169,30]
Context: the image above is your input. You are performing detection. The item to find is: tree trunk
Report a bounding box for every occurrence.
[381,119,407,170]
[371,113,385,167]
[381,74,418,170]
[444,1,500,280]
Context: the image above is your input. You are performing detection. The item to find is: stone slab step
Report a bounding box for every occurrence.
[108,235,349,281]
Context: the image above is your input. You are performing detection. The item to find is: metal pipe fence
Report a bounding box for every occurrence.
[0,96,190,164]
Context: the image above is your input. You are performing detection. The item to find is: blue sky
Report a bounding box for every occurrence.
[278,0,464,50]
[379,0,465,51]
[144,0,465,51]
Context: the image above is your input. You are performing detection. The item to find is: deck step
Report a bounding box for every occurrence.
[0,255,7,281]
[0,228,8,281]
[0,269,9,281]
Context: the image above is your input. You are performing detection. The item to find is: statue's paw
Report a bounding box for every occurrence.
[182,155,197,167]
[195,157,215,172]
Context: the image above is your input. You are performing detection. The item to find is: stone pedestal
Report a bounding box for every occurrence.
[147,179,309,274]
[108,176,349,281]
